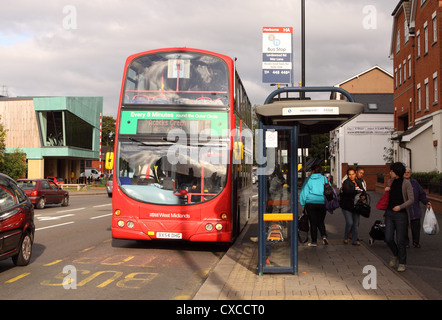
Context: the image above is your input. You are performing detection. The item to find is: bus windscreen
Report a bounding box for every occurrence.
[123,52,229,105]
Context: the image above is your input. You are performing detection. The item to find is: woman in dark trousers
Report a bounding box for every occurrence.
[340,168,363,245]
[300,164,328,247]
[384,162,414,272]
[404,167,431,248]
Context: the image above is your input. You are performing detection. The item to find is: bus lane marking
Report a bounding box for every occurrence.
[44,260,63,266]
[40,268,158,289]
[5,273,31,284]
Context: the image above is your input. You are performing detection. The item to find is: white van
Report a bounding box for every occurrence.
[80,168,101,180]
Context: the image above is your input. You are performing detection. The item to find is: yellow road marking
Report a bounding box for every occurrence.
[44,260,63,266]
[5,273,30,283]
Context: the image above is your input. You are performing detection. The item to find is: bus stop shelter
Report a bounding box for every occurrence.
[255,86,364,275]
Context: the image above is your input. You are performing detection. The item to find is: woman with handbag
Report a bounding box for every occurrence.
[384,162,414,272]
[403,167,431,248]
[340,168,364,245]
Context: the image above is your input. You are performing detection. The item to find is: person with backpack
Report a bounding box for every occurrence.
[300,164,328,247]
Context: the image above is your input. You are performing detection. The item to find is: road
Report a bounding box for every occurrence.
[0,194,227,300]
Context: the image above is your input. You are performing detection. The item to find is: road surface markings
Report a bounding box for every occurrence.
[36,221,75,231]
[93,204,112,208]
[56,208,86,213]
[90,213,112,220]
[44,260,63,266]
[37,214,75,221]
[5,273,31,283]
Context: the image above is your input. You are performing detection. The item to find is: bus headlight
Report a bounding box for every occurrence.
[220,213,228,220]
[205,224,213,231]
[215,223,223,231]
[117,220,125,228]
[127,221,135,229]
[115,210,121,216]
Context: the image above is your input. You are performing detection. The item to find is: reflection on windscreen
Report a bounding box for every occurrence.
[118,142,228,205]
[123,52,229,105]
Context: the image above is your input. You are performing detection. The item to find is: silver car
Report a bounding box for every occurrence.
[106,174,113,198]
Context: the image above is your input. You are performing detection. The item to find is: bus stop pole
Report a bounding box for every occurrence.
[292,124,299,275]
[257,119,265,275]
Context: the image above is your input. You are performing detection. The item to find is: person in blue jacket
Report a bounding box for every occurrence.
[300,164,328,246]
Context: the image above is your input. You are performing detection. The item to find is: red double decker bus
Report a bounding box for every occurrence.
[108,48,253,243]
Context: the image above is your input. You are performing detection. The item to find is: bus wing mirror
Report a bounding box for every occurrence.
[105,152,114,170]
[234,141,243,161]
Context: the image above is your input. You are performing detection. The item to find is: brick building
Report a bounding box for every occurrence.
[390,0,442,172]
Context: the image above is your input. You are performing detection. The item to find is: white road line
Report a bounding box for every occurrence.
[93,204,112,208]
[37,214,75,221]
[90,213,112,220]
[56,207,86,213]
[36,221,74,231]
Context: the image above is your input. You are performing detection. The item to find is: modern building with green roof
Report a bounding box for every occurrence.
[0,96,103,181]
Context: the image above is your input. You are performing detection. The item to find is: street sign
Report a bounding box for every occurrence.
[262,27,293,84]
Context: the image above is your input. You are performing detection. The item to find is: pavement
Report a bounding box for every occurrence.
[194,191,428,301]
[66,186,108,196]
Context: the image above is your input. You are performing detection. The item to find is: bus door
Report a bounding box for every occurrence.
[257,125,298,275]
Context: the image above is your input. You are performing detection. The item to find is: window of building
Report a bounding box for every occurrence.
[432,12,437,44]
[433,72,438,105]
[424,21,429,54]
[417,30,421,57]
[408,55,412,78]
[37,111,93,150]
[395,68,398,88]
[396,28,401,53]
[399,64,402,85]
[424,78,429,111]
[417,83,422,112]
[404,20,409,44]
[403,60,406,83]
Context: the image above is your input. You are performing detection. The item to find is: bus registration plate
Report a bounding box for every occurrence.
[156,232,182,239]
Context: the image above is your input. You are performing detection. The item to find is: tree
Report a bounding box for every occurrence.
[1,149,27,180]
[0,116,27,179]
[101,116,116,147]
[308,133,330,162]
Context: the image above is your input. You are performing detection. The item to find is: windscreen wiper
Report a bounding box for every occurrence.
[128,137,174,147]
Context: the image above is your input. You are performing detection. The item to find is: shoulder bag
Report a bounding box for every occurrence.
[376,180,392,210]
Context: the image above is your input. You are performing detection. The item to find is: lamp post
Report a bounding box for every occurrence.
[300,0,305,99]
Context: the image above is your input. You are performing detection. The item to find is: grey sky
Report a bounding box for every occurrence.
[0,0,396,117]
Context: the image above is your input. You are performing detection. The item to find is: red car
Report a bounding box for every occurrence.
[46,176,65,185]
[17,179,69,209]
[0,173,35,266]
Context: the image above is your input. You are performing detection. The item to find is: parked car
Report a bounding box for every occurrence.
[0,173,35,266]
[106,174,113,198]
[46,176,65,184]
[16,179,69,209]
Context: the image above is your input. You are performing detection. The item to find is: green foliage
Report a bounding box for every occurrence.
[0,116,27,179]
[0,149,27,180]
[411,171,442,182]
